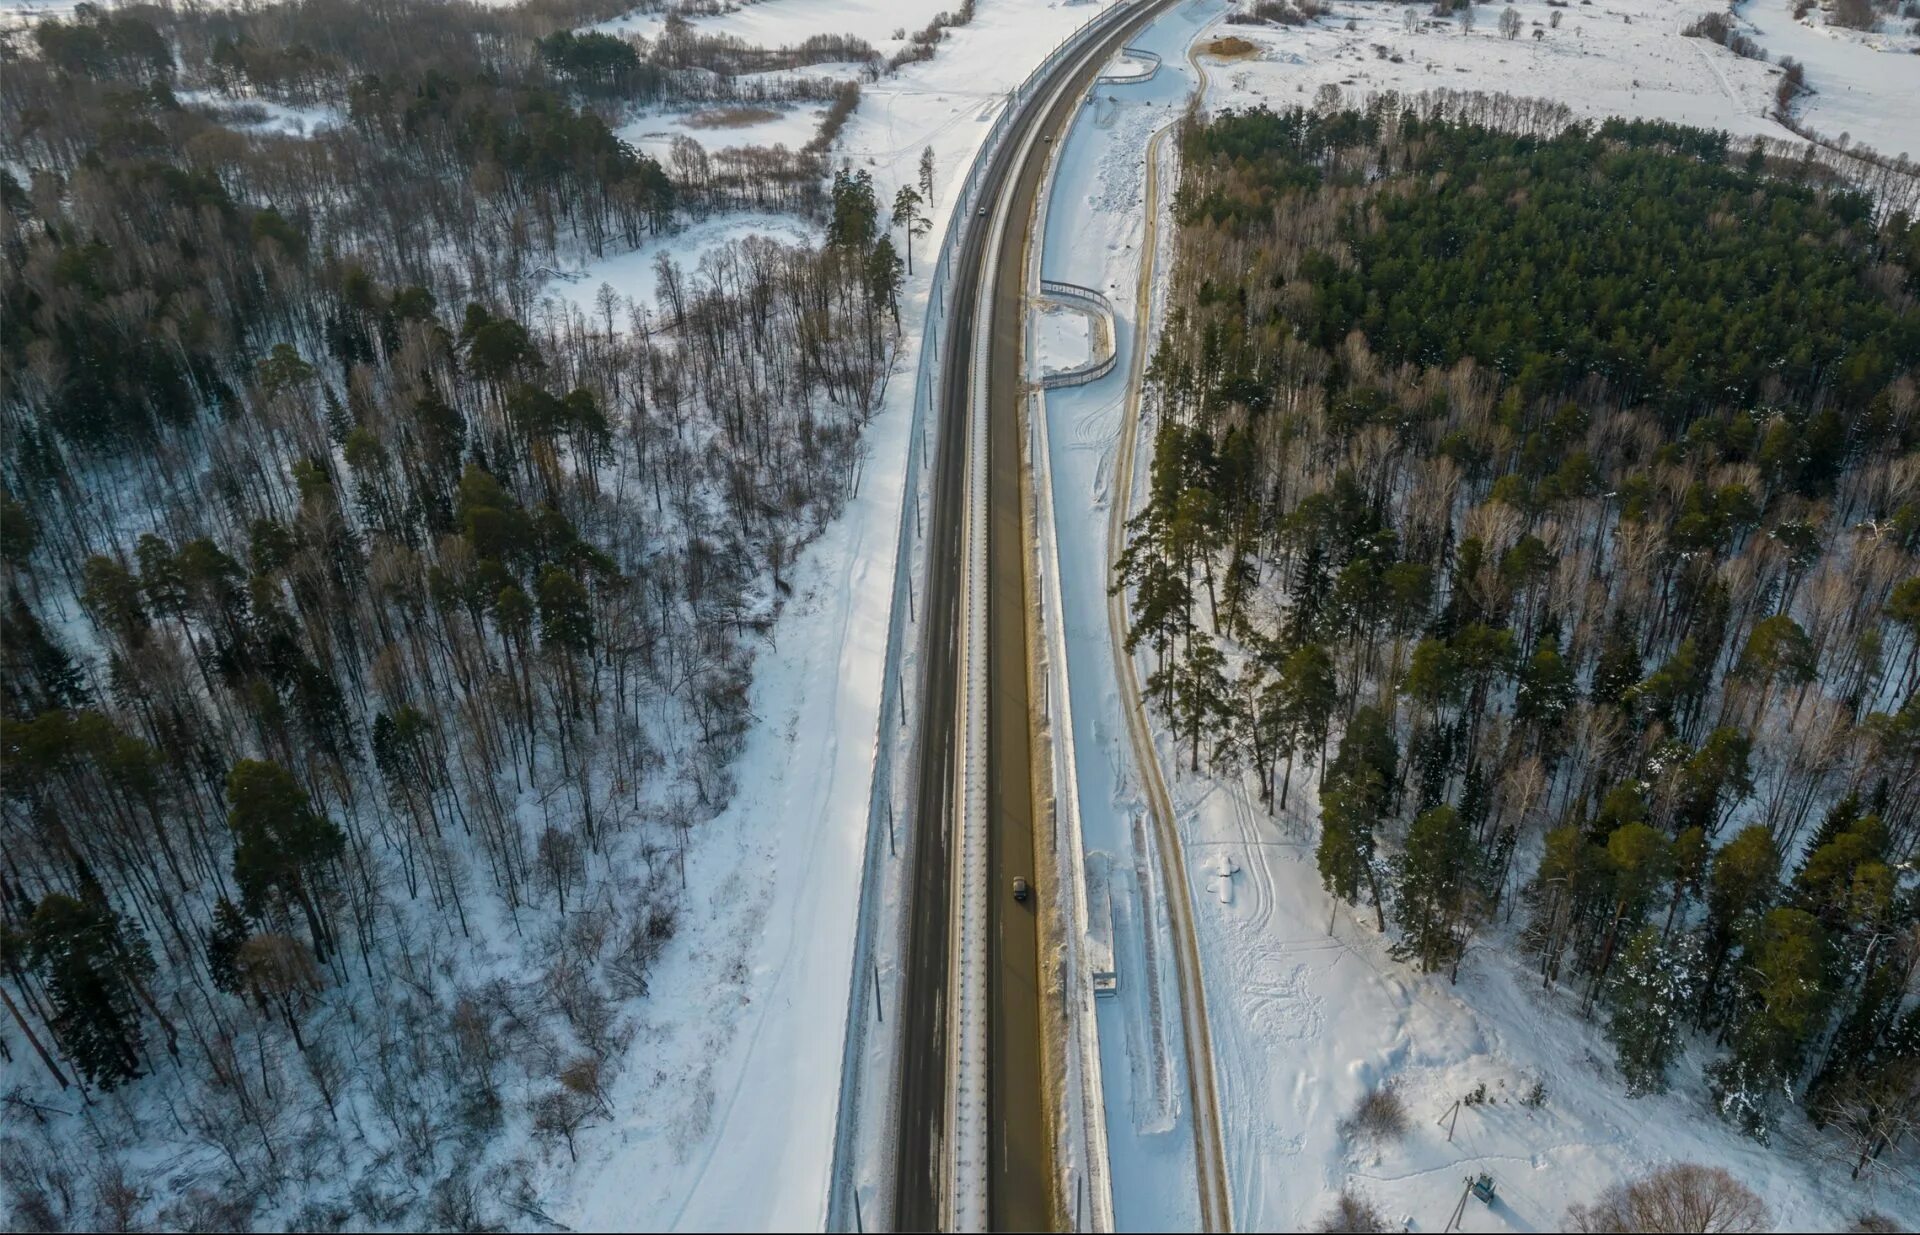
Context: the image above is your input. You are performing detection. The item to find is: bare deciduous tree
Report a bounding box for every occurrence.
[1566,1164,1772,1233]
[1315,1185,1389,1232]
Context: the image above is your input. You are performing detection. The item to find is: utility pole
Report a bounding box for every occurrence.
[1443,1177,1472,1232]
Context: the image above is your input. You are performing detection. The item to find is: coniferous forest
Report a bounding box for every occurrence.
[0,0,906,1225]
[1124,98,1919,1164]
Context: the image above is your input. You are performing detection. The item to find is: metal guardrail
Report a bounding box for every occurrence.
[825,4,1145,1231]
[1096,45,1162,83]
[1036,279,1120,389]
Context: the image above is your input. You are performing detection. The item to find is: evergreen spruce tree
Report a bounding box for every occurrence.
[206,897,250,996]
[1604,926,1695,1095]
[1589,612,1642,709]
[1394,804,1472,973]
[27,893,150,1090]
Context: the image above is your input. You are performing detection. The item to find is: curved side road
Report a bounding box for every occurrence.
[1103,55,1234,1232]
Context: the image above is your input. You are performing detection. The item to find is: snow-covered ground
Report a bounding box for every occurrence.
[1035,302,1096,377]
[595,0,965,56]
[538,210,817,325]
[618,102,826,160]
[1038,1,1920,1232]
[547,307,905,1230]
[1738,0,1920,159]
[175,89,344,137]
[1196,0,1918,162]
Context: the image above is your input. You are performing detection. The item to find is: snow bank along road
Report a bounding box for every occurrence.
[891,0,1186,1228]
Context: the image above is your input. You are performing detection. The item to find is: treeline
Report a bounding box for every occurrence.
[0,0,904,1227]
[1127,100,1919,1163]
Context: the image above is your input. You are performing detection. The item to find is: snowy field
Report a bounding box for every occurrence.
[1737,0,1920,159]
[1201,0,1786,143]
[1038,0,1920,1231]
[1194,0,1918,161]
[594,0,965,56]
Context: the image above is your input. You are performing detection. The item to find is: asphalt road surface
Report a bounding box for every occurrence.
[892,2,1183,1229]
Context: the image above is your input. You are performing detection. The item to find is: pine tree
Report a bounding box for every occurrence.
[890,184,926,275]
[1514,642,1574,746]
[226,759,345,963]
[81,555,149,648]
[1585,821,1673,1006]
[537,567,593,655]
[1590,612,1642,709]
[1709,907,1829,1141]
[0,489,35,568]
[1172,629,1228,772]
[1315,710,1398,928]
[1,594,89,715]
[1698,825,1781,1028]
[1277,641,1336,804]
[1318,767,1384,906]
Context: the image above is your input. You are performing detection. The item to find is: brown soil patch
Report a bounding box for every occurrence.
[681,105,781,129]
[1200,35,1260,59]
